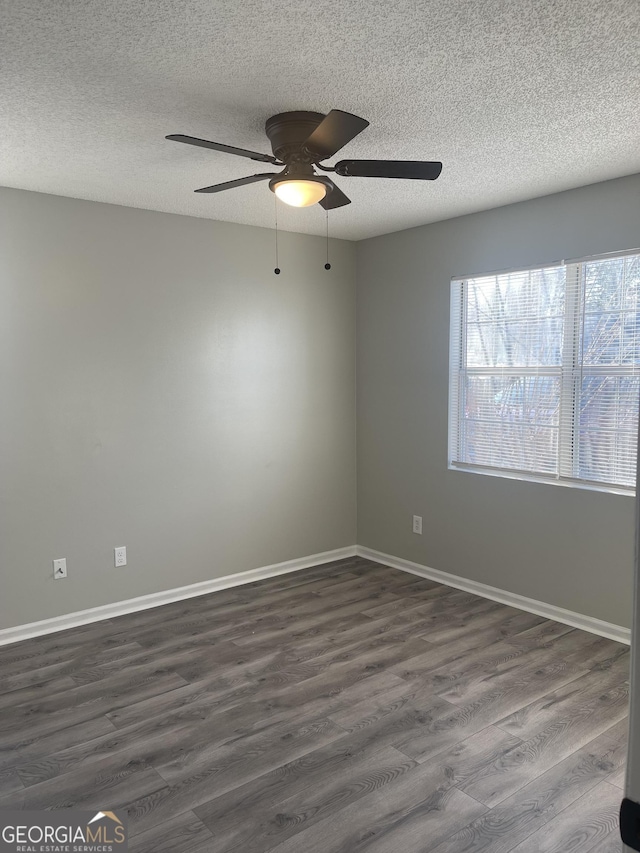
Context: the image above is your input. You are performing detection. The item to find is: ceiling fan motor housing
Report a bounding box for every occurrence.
[265,111,325,163]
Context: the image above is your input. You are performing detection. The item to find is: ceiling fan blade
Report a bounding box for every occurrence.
[167,134,277,164]
[303,110,369,160]
[194,173,277,193]
[334,160,443,180]
[319,182,351,210]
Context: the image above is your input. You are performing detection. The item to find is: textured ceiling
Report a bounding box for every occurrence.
[1,0,639,240]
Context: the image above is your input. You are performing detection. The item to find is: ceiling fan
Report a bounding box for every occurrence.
[166,109,442,209]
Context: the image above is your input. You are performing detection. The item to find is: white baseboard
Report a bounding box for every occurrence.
[0,546,357,647]
[356,545,631,646]
[1,543,630,648]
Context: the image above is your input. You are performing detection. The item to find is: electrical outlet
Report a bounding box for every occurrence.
[53,558,67,579]
[412,515,423,535]
[114,546,127,567]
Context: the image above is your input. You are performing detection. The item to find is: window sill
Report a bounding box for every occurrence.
[448,462,635,497]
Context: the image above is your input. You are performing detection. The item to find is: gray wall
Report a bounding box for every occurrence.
[0,188,356,629]
[357,173,640,628]
[4,174,639,632]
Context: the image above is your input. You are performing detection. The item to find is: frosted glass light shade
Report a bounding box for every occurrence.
[273,179,327,207]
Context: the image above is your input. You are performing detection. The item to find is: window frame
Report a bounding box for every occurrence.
[448,249,640,496]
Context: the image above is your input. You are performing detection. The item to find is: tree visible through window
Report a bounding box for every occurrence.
[449,252,640,492]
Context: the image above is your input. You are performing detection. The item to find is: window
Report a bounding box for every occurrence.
[449,251,640,493]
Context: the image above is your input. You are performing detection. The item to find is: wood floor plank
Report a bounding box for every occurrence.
[436,649,589,707]
[561,634,630,672]
[103,563,360,637]
[506,780,621,853]
[262,756,488,853]
[0,653,137,695]
[16,672,404,788]
[0,558,629,853]
[414,602,536,646]
[0,763,167,812]
[495,662,630,740]
[130,811,215,853]
[393,657,589,764]
[459,684,629,807]
[327,674,439,730]
[360,585,463,618]
[105,674,255,730]
[292,593,495,658]
[387,618,568,688]
[175,630,427,688]
[393,633,569,704]
[227,608,377,657]
[0,634,140,680]
[0,669,188,739]
[194,745,417,853]
[125,575,371,640]
[393,724,523,792]
[0,676,79,711]
[605,761,626,789]
[311,569,397,596]
[0,627,144,675]
[361,588,481,626]
[230,591,401,649]
[15,712,231,790]
[319,695,460,769]
[106,642,411,734]
[0,768,24,797]
[67,638,253,686]
[398,596,505,638]
[590,830,626,852]
[500,618,575,647]
[0,621,119,660]
[133,701,447,838]
[114,592,348,650]
[0,715,117,772]
[507,626,629,664]
[237,560,360,592]
[601,716,630,744]
[127,717,347,835]
[429,732,626,853]
[0,643,148,697]
[427,610,547,653]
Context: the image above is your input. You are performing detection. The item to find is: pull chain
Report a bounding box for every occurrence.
[274,196,281,274]
[324,209,331,270]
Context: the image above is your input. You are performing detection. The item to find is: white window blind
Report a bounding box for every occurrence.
[449,251,640,493]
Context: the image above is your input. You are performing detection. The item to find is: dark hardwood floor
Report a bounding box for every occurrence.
[0,557,629,852]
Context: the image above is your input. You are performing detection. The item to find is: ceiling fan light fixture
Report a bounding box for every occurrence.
[272,178,327,207]
[168,109,442,210]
